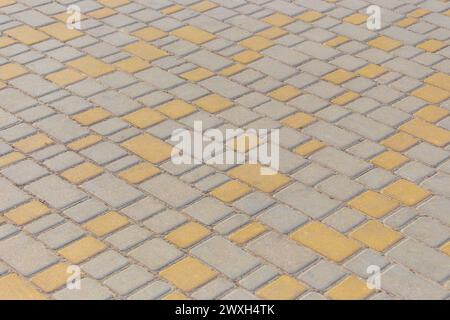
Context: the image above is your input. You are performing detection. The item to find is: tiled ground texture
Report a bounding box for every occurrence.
[0,0,449,300]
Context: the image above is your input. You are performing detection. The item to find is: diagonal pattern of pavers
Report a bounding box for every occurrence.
[0,0,449,300]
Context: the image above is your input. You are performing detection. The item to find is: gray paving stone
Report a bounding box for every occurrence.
[403,217,449,247]
[247,232,317,274]
[233,191,275,216]
[0,233,58,276]
[54,278,113,300]
[422,173,450,197]
[1,159,48,186]
[25,175,86,209]
[239,265,279,291]
[105,225,151,251]
[338,114,394,142]
[345,249,390,279]
[37,221,85,249]
[418,196,450,225]
[121,197,165,221]
[299,260,346,290]
[130,239,183,271]
[140,174,202,209]
[192,277,234,300]
[317,175,364,201]
[82,250,129,280]
[128,281,172,300]
[310,147,371,178]
[63,198,107,223]
[193,236,260,279]
[323,207,366,233]
[275,182,340,219]
[82,174,143,209]
[387,239,450,283]
[258,204,308,234]
[382,264,448,300]
[35,114,89,143]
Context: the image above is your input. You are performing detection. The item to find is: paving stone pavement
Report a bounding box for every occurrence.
[0,0,449,300]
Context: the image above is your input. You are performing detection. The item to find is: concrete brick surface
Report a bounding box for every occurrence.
[0,0,449,300]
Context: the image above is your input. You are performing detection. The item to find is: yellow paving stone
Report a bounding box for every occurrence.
[0,81,5,89]
[122,108,165,128]
[172,25,215,44]
[67,56,114,77]
[118,162,160,184]
[46,68,85,86]
[40,22,83,41]
[325,36,350,47]
[417,39,446,52]
[194,94,233,113]
[124,41,168,61]
[356,64,387,79]
[84,211,128,237]
[163,291,190,300]
[59,236,106,263]
[332,91,359,105]
[348,190,399,218]
[408,8,430,18]
[0,63,27,80]
[0,274,46,300]
[161,4,183,14]
[381,132,418,152]
[400,118,450,147]
[229,222,267,245]
[323,69,356,84]
[350,220,402,252]
[0,152,25,168]
[229,164,291,193]
[5,200,50,225]
[412,84,450,103]
[31,263,70,293]
[0,0,15,7]
[219,63,246,76]
[326,275,373,300]
[368,36,402,52]
[113,57,150,73]
[383,179,431,206]
[132,26,167,41]
[263,13,295,27]
[0,216,4,224]
[0,36,15,48]
[415,105,449,123]
[61,162,104,184]
[190,0,218,12]
[397,17,417,27]
[157,99,196,119]
[297,11,324,22]
[98,0,129,7]
[291,221,362,262]
[72,107,112,126]
[269,85,301,102]
[256,275,307,300]
[13,133,53,153]
[281,112,316,129]
[440,241,450,256]
[211,180,251,203]
[67,134,102,151]
[181,67,214,82]
[166,222,211,248]
[371,151,409,170]
[233,50,262,64]
[293,139,326,157]
[240,36,274,51]
[344,13,367,25]
[424,72,450,91]
[257,27,288,40]
[4,25,49,45]
[160,257,217,292]
[88,7,116,19]
[121,133,172,164]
